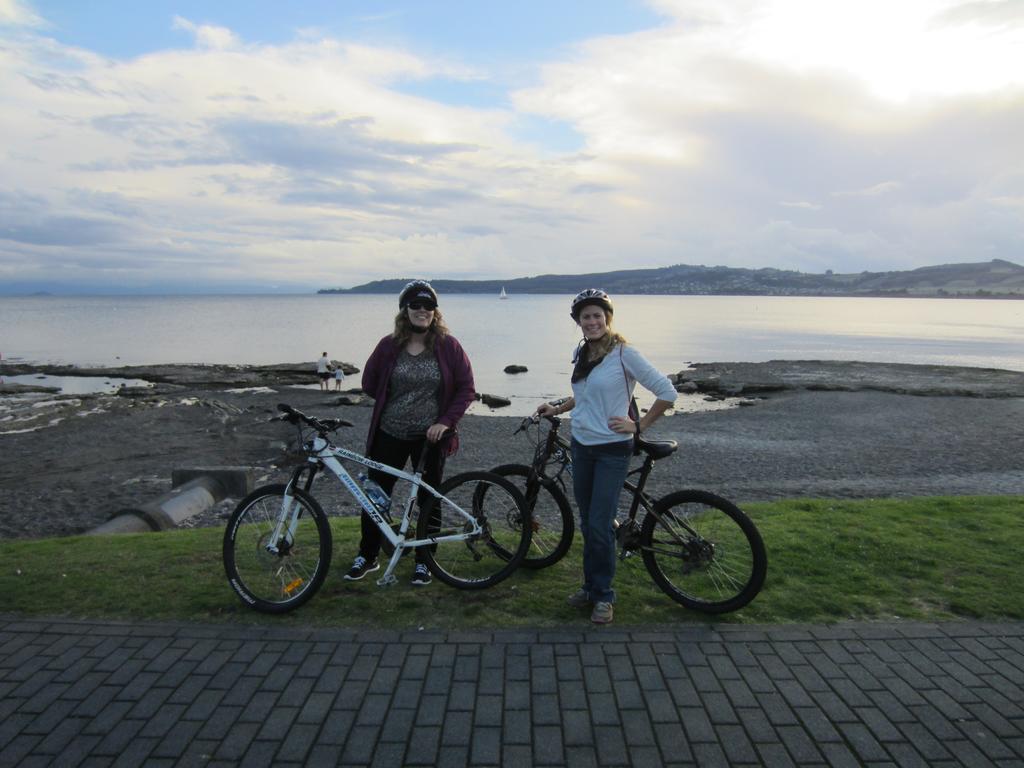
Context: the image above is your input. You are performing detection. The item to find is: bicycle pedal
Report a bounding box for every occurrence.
[376,574,398,587]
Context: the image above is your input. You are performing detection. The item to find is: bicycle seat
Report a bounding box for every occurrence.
[636,436,678,460]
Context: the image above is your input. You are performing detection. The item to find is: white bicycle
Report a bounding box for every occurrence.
[223,404,532,613]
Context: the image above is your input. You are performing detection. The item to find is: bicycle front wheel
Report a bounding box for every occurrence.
[223,484,332,613]
[641,490,766,614]
[417,471,531,589]
[490,464,574,569]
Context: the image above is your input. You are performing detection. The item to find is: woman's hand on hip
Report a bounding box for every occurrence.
[608,416,637,434]
[426,423,449,442]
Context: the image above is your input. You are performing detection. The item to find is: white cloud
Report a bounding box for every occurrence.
[0,23,594,289]
[644,0,1024,102]
[1,2,1022,292]
[509,1,1024,273]
[0,0,43,27]
[934,0,1024,28]
[835,182,903,197]
[172,16,239,51]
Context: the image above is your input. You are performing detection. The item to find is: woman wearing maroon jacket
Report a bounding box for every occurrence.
[344,280,476,586]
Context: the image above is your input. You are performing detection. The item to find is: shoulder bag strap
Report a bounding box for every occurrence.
[619,346,641,453]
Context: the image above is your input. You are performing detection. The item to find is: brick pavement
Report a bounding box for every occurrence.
[1,617,1022,767]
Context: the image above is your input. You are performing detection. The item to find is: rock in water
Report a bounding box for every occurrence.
[480,393,511,408]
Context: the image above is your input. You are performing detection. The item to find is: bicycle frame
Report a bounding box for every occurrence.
[275,434,485,587]
[529,416,691,557]
[536,420,658,524]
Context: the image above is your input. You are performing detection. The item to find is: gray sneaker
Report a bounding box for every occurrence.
[566,588,590,608]
[591,601,614,625]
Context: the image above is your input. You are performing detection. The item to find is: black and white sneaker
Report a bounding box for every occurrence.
[411,564,432,586]
[343,555,379,581]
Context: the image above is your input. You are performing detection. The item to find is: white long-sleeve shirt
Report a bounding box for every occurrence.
[570,343,677,446]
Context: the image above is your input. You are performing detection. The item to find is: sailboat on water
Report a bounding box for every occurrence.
[499,287,508,300]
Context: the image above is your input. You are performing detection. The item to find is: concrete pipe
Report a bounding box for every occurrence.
[88,467,253,535]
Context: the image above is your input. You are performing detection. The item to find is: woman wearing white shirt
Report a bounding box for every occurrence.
[536,289,677,624]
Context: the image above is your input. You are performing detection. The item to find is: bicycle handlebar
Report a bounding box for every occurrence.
[512,412,560,435]
[276,403,353,435]
[278,403,451,451]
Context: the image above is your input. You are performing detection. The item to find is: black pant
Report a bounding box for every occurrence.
[359,430,445,564]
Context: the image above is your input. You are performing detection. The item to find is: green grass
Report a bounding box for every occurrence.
[2,495,1022,628]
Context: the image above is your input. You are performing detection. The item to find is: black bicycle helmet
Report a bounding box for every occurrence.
[570,288,613,321]
[399,280,438,309]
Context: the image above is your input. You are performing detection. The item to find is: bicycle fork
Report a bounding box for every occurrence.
[266,486,307,559]
[264,463,319,556]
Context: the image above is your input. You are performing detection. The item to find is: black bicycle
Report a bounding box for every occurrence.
[492,414,767,614]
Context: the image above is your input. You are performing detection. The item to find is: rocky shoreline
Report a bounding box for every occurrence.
[677,360,1024,398]
[7,357,1024,400]
[0,361,358,396]
[2,359,1023,540]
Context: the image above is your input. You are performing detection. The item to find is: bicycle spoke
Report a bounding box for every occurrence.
[641,491,766,614]
[419,471,530,589]
[224,485,332,613]
[485,465,574,570]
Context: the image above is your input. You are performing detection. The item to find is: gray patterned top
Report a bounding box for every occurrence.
[380,348,442,439]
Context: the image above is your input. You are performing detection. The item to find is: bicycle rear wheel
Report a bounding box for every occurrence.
[223,484,332,613]
[490,464,574,569]
[640,490,766,614]
[417,471,530,589]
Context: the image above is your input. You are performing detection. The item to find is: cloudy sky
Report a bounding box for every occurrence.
[1,0,1022,293]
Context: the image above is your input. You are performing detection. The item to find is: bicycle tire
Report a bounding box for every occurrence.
[489,464,575,569]
[640,489,766,614]
[223,484,332,613]
[417,471,531,589]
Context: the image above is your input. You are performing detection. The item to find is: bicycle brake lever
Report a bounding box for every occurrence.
[275,403,301,424]
[513,415,538,435]
[320,418,354,431]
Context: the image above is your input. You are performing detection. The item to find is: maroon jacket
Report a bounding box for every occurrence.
[361,333,476,456]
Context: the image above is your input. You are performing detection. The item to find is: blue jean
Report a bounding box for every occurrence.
[571,438,633,604]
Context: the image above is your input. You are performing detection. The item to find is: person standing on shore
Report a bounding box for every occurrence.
[333,365,345,391]
[345,280,476,587]
[536,289,677,624]
[316,352,330,391]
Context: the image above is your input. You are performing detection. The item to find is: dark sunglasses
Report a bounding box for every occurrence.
[407,301,436,311]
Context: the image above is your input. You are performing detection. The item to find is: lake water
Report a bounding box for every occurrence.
[2,294,1023,412]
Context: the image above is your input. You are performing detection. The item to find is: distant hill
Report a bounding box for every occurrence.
[320,259,1024,298]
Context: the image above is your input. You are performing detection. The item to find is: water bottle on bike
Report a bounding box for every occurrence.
[358,473,391,515]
